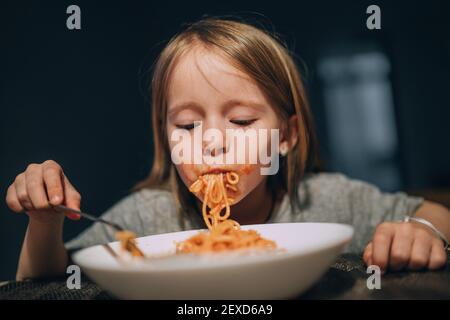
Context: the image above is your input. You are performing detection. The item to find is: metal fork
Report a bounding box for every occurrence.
[52,204,145,258]
[51,204,124,231]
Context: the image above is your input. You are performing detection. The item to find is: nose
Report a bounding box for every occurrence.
[201,120,229,158]
[203,136,228,157]
[205,144,227,157]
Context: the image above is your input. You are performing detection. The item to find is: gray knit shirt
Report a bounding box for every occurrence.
[65,172,423,253]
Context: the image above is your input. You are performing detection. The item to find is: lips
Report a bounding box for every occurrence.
[202,167,231,175]
[198,164,253,177]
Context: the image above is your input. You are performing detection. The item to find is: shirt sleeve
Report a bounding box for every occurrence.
[339,173,424,252]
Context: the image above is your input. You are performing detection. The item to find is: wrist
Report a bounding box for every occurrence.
[28,215,64,237]
[404,216,450,250]
[413,201,450,244]
[28,211,65,227]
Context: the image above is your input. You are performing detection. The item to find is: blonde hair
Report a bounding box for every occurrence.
[135,17,320,226]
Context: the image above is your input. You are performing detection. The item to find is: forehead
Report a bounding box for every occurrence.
[166,46,270,109]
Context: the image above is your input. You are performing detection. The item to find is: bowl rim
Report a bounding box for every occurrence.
[72,222,354,274]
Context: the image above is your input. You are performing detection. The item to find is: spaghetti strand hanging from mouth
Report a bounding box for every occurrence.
[176,172,277,254]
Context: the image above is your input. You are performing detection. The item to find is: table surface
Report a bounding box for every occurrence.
[1,253,449,300]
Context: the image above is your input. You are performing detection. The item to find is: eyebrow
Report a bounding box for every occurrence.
[222,99,267,112]
[167,101,204,118]
[168,99,267,117]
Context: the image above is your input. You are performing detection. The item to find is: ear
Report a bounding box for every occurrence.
[279,115,299,154]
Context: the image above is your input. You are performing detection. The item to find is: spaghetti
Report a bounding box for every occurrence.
[115,230,145,257]
[176,172,277,254]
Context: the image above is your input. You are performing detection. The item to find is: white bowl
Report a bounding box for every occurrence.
[73,222,353,299]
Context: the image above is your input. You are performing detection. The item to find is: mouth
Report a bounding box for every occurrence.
[202,168,231,175]
[199,165,235,176]
[196,164,254,178]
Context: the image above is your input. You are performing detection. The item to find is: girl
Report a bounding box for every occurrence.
[7,18,449,281]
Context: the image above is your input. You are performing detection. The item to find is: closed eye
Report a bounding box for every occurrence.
[230,119,257,126]
[175,123,200,130]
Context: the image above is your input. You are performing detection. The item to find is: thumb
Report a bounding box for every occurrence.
[63,175,82,220]
[363,242,373,266]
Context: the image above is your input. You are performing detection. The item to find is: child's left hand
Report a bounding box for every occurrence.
[363,221,447,272]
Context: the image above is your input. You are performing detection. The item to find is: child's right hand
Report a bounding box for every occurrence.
[6,160,81,223]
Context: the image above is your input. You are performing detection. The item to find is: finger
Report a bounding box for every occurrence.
[6,184,25,213]
[372,223,395,272]
[389,223,414,271]
[408,231,432,270]
[25,164,49,210]
[63,175,81,220]
[14,173,34,211]
[42,161,64,205]
[363,242,373,266]
[428,239,447,270]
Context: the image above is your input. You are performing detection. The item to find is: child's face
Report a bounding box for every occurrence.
[166,46,283,204]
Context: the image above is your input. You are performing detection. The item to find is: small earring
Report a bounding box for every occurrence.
[279,143,289,156]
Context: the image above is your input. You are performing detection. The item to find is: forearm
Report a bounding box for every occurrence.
[16,219,69,281]
[413,200,450,244]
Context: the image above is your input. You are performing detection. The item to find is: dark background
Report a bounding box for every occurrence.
[1,0,449,280]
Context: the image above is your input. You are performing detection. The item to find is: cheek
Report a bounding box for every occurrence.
[254,119,281,155]
[231,167,265,202]
[174,163,200,187]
